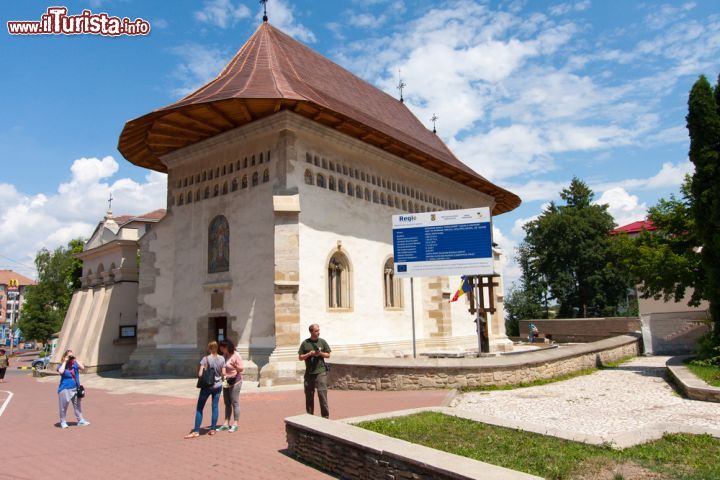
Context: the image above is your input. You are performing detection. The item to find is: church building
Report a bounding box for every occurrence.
[115,20,521,384]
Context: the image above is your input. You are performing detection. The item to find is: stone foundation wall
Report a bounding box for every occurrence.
[285,414,540,480]
[328,335,640,390]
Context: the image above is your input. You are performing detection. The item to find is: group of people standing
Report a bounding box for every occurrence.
[53,324,332,435]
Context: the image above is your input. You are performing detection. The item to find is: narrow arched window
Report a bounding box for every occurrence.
[322,158,328,169]
[231,179,238,192]
[338,179,345,193]
[364,188,370,201]
[317,173,326,188]
[208,215,230,273]
[304,169,314,185]
[306,153,312,163]
[243,157,248,168]
[328,251,351,309]
[329,176,336,191]
[178,193,184,205]
[402,199,407,210]
[204,187,210,199]
[260,152,264,164]
[372,191,379,204]
[213,184,219,197]
[251,155,256,166]
[252,172,259,186]
[187,191,193,203]
[262,169,269,183]
[380,193,386,205]
[242,175,248,189]
[222,182,228,195]
[347,183,354,196]
[356,186,362,199]
[384,258,403,308]
[196,190,201,202]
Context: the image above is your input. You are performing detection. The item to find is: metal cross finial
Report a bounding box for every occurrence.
[431,113,439,134]
[396,69,406,103]
[108,192,114,212]
[260,0,268,22]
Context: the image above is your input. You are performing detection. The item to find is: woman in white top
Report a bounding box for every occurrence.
[218,339,244,433]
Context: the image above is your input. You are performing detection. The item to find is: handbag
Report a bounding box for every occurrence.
[70,368,85,399]
[196,356,216,389]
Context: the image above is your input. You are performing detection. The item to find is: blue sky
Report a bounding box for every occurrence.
[1,0,719,285]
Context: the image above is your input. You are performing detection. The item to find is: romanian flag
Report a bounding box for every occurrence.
[450,276,471,302]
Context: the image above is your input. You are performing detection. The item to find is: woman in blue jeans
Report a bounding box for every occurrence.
[185,341,226,438]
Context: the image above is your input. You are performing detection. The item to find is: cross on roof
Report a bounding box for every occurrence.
[260,0,268,22]
[108,193,114,213]
[431,113,438,134]
[397,70,406,103]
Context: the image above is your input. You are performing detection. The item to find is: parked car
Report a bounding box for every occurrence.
[32,356,51,370]
[23,341,36,350]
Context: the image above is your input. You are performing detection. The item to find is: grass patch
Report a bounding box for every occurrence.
[461,355,636,393]
[684,360,720,387]
[359,412,720,480]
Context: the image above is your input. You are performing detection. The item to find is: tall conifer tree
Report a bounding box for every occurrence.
[687,75,720,338]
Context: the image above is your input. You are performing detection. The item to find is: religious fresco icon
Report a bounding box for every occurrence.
[208,215,230,273]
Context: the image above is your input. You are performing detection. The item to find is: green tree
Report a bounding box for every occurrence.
[19,238,84,341]
[519,178,631,318]
[688,74,720,339]
[504,283,547,336]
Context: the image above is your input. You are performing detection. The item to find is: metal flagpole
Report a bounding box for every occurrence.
[410,277,416,358]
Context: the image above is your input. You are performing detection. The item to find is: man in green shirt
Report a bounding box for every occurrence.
[298,324,331,418]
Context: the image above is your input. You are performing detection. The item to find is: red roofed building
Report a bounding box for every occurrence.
[115,20,518,381]
[0,270,36,345]
[611,220,656,236]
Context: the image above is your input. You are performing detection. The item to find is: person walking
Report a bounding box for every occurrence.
[0,349,8,383]
[185,341,225,438]
[57,349,90,429]
[217,339,243,433]
[298,324,331,419]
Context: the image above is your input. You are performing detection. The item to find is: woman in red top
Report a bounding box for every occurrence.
[217,339,244,433]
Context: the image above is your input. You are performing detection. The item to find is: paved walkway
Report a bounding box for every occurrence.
[0,369,448,480]
[450,355,720,440]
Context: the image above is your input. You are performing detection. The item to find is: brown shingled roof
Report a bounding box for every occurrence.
[114,209,166,227]
[118,22,520,215]
[0,270,36,286]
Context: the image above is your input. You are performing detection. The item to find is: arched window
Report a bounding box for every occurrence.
[314,155,319,166]
[231,179,238,192]
[259,152,264,164]
[196,190,201,202]
[329,176,336,191]
[204,187,210,199]
[304,169,314,185]
[242,175,248,189]
[222,165,226,176]
[213,184,219,197]
[306,153,312,163]
[372,191,379,203]
[208,215,230,273]
[229,163,233,174]
[338,179,345,193]
[317,173,326,188]
[202,171,207,181]
[222,182,228,195]
[384,257,403,308]
[394,197,400,208]
[402,199,407,210]
[187,191,193,203]
[243,157,248,168]
[262,169,269,183]
[380,193,386,205]
[329,161,335,172]
[347,183,354,196]
[322,158,328,169]
[209,170,213,180]
[252,172,259,186]
[356,186,362,199]
[364,188,370,201]
[328,251,351,309]
[251,155,256,166]
[178,193,184,205]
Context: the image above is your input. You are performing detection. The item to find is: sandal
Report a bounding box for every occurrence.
[184,431,199,439]
[208,430,216,436]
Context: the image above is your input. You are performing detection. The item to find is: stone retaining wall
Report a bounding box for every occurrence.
[328,335,641,390]
[519,318,641,343]
[667,356,720,403]
[285,414,541,480]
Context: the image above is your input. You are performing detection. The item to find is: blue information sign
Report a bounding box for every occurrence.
[392,208,493,278]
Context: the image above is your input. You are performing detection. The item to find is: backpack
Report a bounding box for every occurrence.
[196,356,216,389]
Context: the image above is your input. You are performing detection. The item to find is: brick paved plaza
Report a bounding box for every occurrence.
[0,369,447,479]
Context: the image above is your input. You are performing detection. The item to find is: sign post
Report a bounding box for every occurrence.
[392,208,494,356]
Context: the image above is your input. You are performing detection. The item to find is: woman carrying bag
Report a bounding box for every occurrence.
[217,339,244,432]
[185,341,225,438]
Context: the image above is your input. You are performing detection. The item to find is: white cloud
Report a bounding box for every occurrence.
[595,187,647,227]
[549,0,591,16]
[594,160,694,192]
[0,156,166,279]
[643,2,696,30]
[194,0,250,29]
[511,215,539,237]
[169,43,230,97]
[493,226,522,286]
[257,0,316,43]
[348,13,387,29]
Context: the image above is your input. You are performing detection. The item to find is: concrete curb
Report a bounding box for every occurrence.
[286,414,542,480]
[667,356,720,403]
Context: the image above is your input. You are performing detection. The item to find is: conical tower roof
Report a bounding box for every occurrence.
[118,22,520,214]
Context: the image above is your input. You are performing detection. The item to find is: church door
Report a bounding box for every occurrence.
[211,317,227,343]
